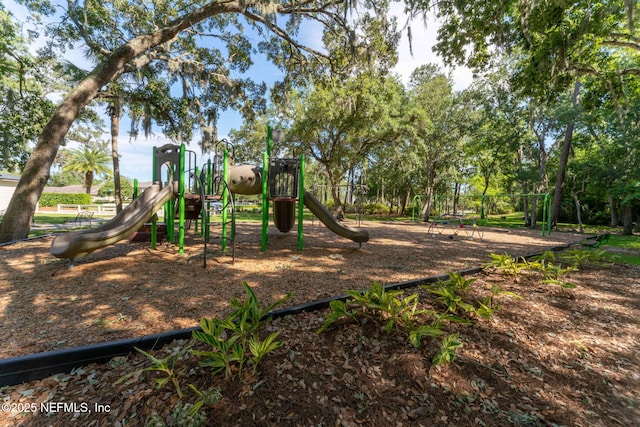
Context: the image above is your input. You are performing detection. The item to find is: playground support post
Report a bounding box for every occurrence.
[178,143,186,254]
[480,193,553,236]
[297,154,305,251]
[151,147,158,249]
[221,149,229,252]
[204,159,212,241]
[261,151,269,252]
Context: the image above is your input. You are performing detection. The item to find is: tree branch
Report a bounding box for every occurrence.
[241,9,329,60]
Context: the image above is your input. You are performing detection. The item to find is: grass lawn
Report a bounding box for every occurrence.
[602,234,640,266]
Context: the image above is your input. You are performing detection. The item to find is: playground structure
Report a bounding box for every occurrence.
[50,127,369,265]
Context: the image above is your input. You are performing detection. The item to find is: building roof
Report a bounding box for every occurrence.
[43,184,99,196]
[0,173,20,182]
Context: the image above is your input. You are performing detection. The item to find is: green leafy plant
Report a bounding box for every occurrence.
[186,385,222,417]
[476,285,523,318]
[484,253,528,278]
[426,273,480,316]
[228,282,293,340]
[192,321,244,378]
[319,282,428,335]
[427,285,476,315]
[442,272,476,294]
[561,248,606,268]
[474,296,498,319]
[541,263,578,290]
[192,282,292,378]
[408,322,445,348]
[116,344,190,398]
[533,250,556,264]
[317,299,357,333]
[249,332,285,368]
[432,333,464,365]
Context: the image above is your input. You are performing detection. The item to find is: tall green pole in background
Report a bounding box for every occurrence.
[178,143,186,254]
[261,126,272,251]
[205,158,212,240]
[165,164,174,244]
[221,148,229,252]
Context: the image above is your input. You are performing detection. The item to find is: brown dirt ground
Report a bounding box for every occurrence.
[1,220,639,426]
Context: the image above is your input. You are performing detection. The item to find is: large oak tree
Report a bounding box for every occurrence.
[0,0,371,241]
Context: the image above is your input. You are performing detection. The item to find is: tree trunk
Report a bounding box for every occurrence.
[421,185,435,221]
[609,196,619,227]
[326,168,344,220]
[110,99,123,212]
[0,1,232,242]
[622,205,634,235]
[85,171,94,194]
[401,191,411,216]
[552,81,581,227]
[453,182,460,215]
[573,192,583,233]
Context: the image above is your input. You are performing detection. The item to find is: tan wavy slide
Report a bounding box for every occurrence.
[303,191,369,243]
[50,183,176,260]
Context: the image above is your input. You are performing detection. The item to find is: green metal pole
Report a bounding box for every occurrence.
[548,195,553,235]
[205,158,212,241]
[297,154,305,251]
[221,149,229,252]
[151,147,157,249]
[133,179,139,200]
[178,143,186,254]
[261,151,269,252]
[194,165,200,235]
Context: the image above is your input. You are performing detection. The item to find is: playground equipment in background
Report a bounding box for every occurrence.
[50,126,368,266]
[257,126,368,251]
[427,213,484,240]
[412,192,552,237]
[411,194,483,240]
[50,182,177,265]
[309,182,368,227]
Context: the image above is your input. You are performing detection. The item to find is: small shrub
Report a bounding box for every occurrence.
[432,333,464,365]
[39,192,92,207]
[484,253,528,278]
[192,282,292,378]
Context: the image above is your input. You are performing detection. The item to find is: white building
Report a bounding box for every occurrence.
[0,173,20,213]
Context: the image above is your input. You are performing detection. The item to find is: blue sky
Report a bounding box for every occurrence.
[7,0,472,182]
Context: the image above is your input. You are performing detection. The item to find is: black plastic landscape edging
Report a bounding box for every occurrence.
[0,243,572,387]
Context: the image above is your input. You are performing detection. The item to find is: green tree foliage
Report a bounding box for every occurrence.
[287,73,405,217]
[423,0,639,97]
[1,0,397,242]
[462,64,528,197]
[0,8,55,172]
[61,146,112,194]
[417,0,639,229]
[365,64,468,217]
[47,171,83,187]
[98,177,133,199]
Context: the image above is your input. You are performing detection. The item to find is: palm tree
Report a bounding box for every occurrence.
[62,146,112,194]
